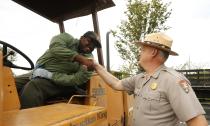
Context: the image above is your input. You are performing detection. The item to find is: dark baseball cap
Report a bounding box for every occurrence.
[83,31,101,48]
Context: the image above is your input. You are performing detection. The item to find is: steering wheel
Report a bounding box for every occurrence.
[0,40,34,70]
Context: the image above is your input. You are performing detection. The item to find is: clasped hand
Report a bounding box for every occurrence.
[82,58,94,71]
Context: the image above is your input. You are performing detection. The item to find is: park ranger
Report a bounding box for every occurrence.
[93,32,208,126]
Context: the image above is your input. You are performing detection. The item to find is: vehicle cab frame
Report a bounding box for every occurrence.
[0,1,134,126]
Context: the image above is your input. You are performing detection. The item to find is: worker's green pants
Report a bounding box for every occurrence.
[15,72,86,109]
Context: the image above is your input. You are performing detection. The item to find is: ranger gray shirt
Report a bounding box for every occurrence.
[121,65,205,126]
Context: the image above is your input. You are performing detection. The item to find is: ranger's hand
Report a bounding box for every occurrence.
[82,58,94,67]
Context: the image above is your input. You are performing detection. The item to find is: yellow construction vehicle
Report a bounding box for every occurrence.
[0,0,134,126]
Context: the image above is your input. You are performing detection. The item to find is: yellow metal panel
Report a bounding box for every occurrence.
[87,74,108,107]
[53,108,107,126]
[0,52,3,126]
[88,74,125,126]
[123,92,134,126]
[3,103,107,126]
[3,67,20,111]
[106,85,124,126]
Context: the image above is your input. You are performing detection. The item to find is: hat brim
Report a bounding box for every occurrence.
[135,41,178,56]
[93,39,101,48]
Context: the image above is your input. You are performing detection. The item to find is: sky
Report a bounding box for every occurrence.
[1,0,210,75]
[165,0,210,69]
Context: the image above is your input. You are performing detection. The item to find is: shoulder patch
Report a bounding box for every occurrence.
[178,80,190,93]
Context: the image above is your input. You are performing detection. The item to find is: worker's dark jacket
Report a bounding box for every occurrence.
[36,33,93,86]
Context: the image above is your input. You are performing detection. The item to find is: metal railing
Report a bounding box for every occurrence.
[177,69,210,87]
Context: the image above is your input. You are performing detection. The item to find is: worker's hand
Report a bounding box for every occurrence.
[82,63,94,71]
[82,58,94,67]
[31,68,53,79]
[79,58,94,71]
[74,55,94,70]
[81,65,88,71]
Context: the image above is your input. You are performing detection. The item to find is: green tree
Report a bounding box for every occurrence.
[112,0,172,74]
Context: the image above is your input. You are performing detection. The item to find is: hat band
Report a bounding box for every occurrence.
[144,41,171,50]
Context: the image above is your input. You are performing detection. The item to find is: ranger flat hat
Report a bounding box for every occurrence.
[136,32,178,56]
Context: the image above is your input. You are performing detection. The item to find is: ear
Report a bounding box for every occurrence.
[151,48,158,57]
[80,36,85,40]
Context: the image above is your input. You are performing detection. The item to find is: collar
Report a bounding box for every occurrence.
[143,64,166,79]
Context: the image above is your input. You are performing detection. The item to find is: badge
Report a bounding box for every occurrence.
[150,83,158,90]
[179,80,190,93]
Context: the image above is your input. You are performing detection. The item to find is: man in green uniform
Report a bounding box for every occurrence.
[93,32,208,126]
[16,31,101,109]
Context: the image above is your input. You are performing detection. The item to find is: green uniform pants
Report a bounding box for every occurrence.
[15,73,86,109]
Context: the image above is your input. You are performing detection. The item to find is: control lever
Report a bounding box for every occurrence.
[3,51,15,59]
